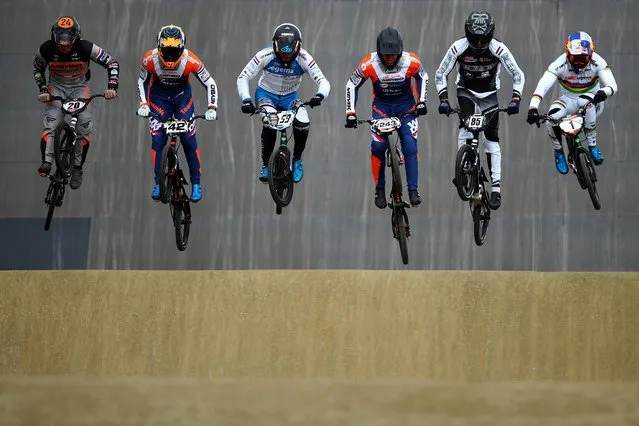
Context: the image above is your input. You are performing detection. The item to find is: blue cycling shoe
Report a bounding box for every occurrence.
[259,166,268,183]
[151,184,160,201]
[554,148,569,175]
[191,183,202,202]
[293,159,304,183]
[589,146,604,165]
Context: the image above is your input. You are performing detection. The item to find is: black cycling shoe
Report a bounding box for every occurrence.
[409,190,422,206]
[374,187,387,209]
[70,167,83,190]
[38,161,51,177]
[487,191,501,210]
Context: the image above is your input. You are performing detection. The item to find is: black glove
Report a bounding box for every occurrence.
[415,101,427,116]
[507,97,521,115]
[241,100,257,114]
[345,114,358,129]
[438,99,451,116]
[308,94,324,108]
[527,108,539,125]
[593,90,607,104]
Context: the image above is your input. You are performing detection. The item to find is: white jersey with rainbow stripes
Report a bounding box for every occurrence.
[529,52,617,109]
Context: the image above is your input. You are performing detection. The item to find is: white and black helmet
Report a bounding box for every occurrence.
[272,23,302,67]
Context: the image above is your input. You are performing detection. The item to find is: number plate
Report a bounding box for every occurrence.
[374,117,401,133]
[265,111,295,130]
[164,120,189,134]
[466,114,484,130]
[559,115,583,135]
[62,99,87,113]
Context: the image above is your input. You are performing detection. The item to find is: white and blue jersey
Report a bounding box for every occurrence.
[237,47,330,103]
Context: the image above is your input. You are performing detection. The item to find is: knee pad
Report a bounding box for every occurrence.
[293,117,310,132]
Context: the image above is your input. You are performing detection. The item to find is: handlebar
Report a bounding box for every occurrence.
[534,95,595,127]
[449,107,509,120]
[50,93,105,103]
[356,109,416,126]
[148,111,207,123]
[251,100,311,117]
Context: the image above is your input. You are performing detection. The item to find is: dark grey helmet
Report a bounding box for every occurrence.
[376,27,403,70]
[465,10,494,51]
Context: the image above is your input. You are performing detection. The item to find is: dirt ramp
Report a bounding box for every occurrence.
[1,271,638,380]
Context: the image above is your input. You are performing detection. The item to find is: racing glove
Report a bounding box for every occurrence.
[38,87,51,103]
[241,100,257,114]
[438,99,451,116]
[137,104,150,117]
[507,96,521,115]
[345,114,358,129]
[415,101,427,116]
[526,108,539,125]
[105,79,118,100]
[205,106,217,121]
[593,90,607,104]
[308,94,324,108]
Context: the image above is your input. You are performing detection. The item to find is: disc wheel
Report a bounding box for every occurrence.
[268,148,294,207]
[578,151,601,210]
[172,201,191,251]
[53,122,75,178]
[472,202,491,246]
[159,142,175,204]
[455,144,475,201]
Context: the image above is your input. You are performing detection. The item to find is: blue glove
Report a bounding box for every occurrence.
[507,97,520,115]
[438,99,451,116]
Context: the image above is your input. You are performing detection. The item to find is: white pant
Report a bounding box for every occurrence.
[546,94,604,150]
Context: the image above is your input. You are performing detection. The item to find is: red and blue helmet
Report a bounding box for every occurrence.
[565,31,595,69]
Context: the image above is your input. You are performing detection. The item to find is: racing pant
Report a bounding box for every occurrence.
[41,83,93,167]
[255,87,310,166]
[148,84,202,185]
[370,99,419,192]
[457,88,501,193]
[546,93,604,150]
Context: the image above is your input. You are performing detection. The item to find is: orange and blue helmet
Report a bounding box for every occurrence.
[157,25,185,69]
[565,31,595,69]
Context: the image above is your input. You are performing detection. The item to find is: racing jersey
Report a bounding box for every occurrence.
[435,38,524,99]
[529,52,618,109]
[345,51,428,114]
[237,47,330,100]
[137,48,218,107]
[33,39,119,88]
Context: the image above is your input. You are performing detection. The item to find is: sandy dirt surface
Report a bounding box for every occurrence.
[1,271,638,424]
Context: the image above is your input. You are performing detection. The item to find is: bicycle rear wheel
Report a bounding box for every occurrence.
[268,147,294,207]
[472,202,491,246]
[159,142,176,204]
[53,122,75,178]
[44,182,60,231]
[392,209,409,265]
[172,201,191,251]
[578,151,601,210]
[455,144,475,201]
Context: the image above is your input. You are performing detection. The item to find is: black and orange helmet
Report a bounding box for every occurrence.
[51,16,81,47]
[157,25,186,69]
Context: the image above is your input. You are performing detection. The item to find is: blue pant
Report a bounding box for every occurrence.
[370,101,419,191]
[148,84,201,184]
[255,87,300,110]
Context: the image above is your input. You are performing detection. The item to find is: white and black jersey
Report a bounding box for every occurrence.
[435,38,524,99]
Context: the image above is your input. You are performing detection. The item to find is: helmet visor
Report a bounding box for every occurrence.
[160,46,183,63]
[468,34,491,50]
[276,36,297,54]
[53,28,76,46]
[568,54,590,68]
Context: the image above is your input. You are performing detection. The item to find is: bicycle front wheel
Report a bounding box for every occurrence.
[393,209,409,265]
[578,151,601,210]
[53,122,75,178]
[159,142,176,204]
[44,182,60,231]
[268,147,294,207]
[472,202,490,246]
[455,144,475,201]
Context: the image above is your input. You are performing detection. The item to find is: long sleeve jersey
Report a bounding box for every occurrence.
[137,48,218,108]
[345,51,428,114]
[529,52,617,109]
[434,38,524,100]
[237,47,330,101]
[33,39,119,89]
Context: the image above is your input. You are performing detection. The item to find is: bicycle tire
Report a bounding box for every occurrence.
[455,144,475,201]
[578,151,601,210]
[53,122,75,178]
[172,201,191,251]
[44,183,59,231]
[472,202,490,246]
[268,147,294,207]
[387,142,403,197]
[395,209,409,265]
[159,142,175,204]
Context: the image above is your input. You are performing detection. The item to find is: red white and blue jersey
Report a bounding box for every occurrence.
[529,52,617,109]
[345,51,428,114]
